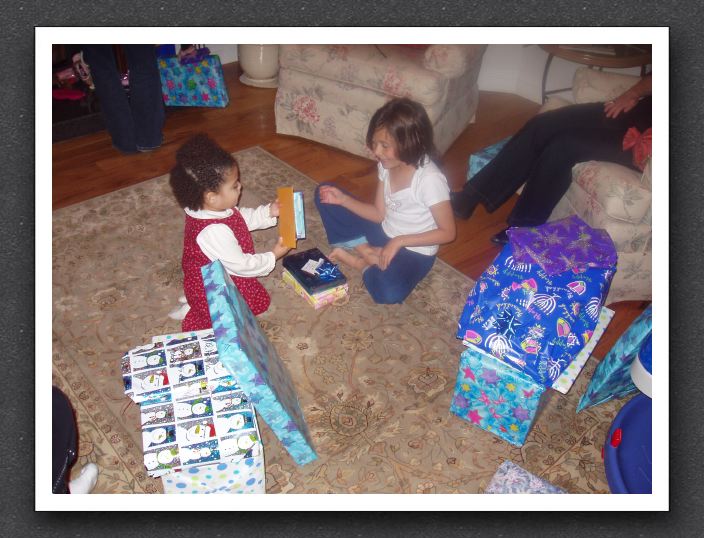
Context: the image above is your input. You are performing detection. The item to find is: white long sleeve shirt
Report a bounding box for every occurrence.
[184,204,278,277]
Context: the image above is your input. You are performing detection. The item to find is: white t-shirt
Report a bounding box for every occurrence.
[184,204,277,277]
[379,157,450,256]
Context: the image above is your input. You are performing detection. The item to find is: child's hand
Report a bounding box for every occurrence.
[272,236,292,260]
[319,185,347,206]
[269,199,280,218]
[379,237,403,270]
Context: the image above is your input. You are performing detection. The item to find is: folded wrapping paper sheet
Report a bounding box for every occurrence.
[202,260,318,466]
[484,460,566,494]
[457,244,613,387]
[577,304,652,412]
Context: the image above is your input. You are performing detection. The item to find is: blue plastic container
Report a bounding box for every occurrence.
[603,393,652,493]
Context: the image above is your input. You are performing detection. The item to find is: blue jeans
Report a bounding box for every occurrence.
[314,184,436,304]
[83,45,165,153]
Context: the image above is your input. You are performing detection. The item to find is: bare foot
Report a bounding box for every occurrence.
[355,244,381,267]
[329,247,368,271]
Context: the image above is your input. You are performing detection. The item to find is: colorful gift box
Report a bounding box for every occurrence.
[157,55,229,108]
[450,345,546,447]
[282,248,347,296]
[456,242,614,387]
[282,269,348,309]
[161,454,265,494]
[484,460,566,494]
[121,329,266,489]
[466,137,510,183]
[202,260,318,466]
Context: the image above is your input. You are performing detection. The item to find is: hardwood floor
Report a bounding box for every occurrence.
[52,61,647,358]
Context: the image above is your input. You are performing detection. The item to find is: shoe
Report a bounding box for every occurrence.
[450,191,478,220]
[69,463,99,494]
[490,228,509,245]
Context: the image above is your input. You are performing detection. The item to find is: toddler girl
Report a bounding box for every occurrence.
[169,133,290,331]
[315,97,455,304]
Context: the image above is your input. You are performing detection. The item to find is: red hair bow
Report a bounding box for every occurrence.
[622,127,652,171]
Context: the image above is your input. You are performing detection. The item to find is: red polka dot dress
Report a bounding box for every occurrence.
[181,210,271,331]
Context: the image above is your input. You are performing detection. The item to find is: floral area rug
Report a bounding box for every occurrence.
[52,146,626,495]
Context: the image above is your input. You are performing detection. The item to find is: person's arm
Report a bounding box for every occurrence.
[604,74,652,119]
[237,203,278,231]
[318,182,386,223]
[196,223,276,277]
[378,200,456,270]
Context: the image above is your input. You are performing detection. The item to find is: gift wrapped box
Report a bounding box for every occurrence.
[282,269,348,309]
[157,55,229,108]
[202,260,318,466]
[466,137,510,183]
[484,460,566,494]
[121,329,265,486]
[161,454,265,494]
[451,345,546,447]
[456,242,614,387]
[282,248,347,296]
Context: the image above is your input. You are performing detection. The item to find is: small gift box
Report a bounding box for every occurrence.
[157,54,229,108]
[450,345,546,447]
[282,248,347,296]
[466,137,510,183]
[161,454,266,494]
[282,269,348,309]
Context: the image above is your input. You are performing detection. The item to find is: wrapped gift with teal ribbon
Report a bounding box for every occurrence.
[450,345,546,447]
[202,260,317,466]
[158,54,229,108]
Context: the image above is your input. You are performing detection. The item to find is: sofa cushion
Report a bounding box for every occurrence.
[572,67,641,104]
[279,44,450,107]
[571,161,651,223]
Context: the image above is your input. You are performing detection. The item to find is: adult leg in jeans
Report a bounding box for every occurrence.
[506,127,635,228]
[123,44,165,151]
[83,45,164,153]
[452,101,639,219]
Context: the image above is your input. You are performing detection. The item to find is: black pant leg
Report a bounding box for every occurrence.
[52,386,77,494]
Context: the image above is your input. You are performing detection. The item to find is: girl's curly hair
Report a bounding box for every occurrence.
[169,133,238,210]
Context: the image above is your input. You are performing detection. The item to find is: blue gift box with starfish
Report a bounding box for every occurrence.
[202,260,318,466]
[466,137,510,182]
[450,345,545,447]
[158,55,229,108]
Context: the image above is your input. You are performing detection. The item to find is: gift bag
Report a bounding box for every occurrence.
[158,52,229,108]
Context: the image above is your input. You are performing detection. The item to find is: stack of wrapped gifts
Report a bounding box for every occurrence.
[451,216,617,446]
[282,248,348,309]
[121,329,266,494]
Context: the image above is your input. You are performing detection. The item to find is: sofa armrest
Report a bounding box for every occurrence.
[572,67,641,104]
[572,161,651,223]
[423,45,487,78]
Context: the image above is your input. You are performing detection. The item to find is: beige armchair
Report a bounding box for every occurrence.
[275,44,487,158]
[547,68,652,304]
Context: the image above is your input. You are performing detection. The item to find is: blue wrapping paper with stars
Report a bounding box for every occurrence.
[456,240,614,387]
[202,260,317,466]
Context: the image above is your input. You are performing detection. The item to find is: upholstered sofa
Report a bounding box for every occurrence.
[274,44,487,158]
[547,68,652,304]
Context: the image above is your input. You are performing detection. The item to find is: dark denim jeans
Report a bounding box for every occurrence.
[83,45,165,153]
[463,97,652,227]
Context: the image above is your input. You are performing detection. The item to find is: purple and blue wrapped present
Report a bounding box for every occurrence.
[157,54,229,108]
[466,137,510,183]
[451,345,546,447]
[202,260,317,466]
[456,217,616,387]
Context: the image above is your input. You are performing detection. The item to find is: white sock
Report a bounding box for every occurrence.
[178,295,187,304]
[69,463,98,494]
[168,302,191,320]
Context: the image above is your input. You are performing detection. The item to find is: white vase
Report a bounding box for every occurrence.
[238,44,279,88]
